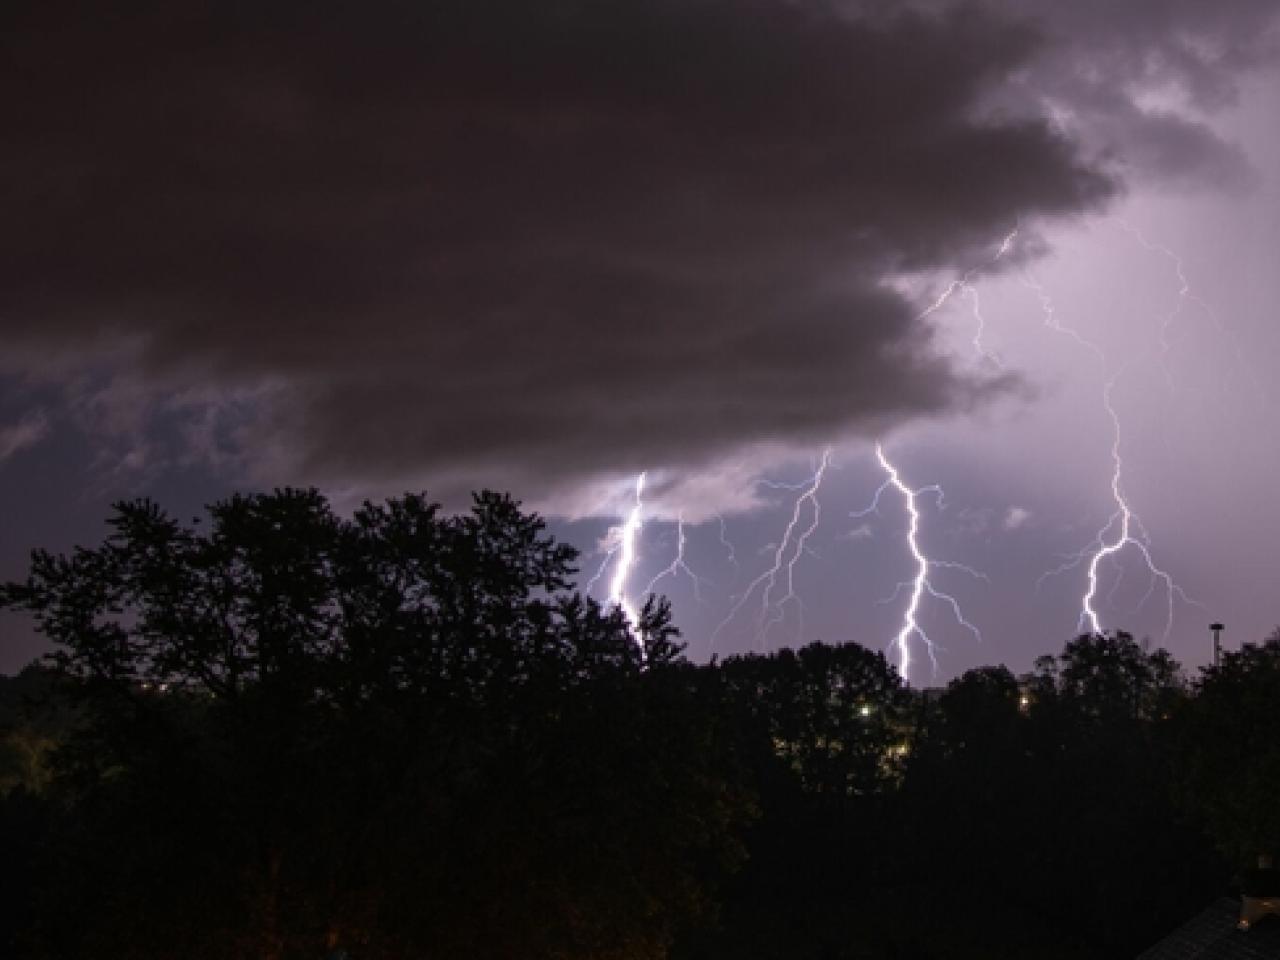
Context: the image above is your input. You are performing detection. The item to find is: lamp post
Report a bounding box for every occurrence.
[1210,622,1224,668]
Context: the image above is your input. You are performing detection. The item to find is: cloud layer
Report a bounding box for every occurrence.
[2,0,1273,506]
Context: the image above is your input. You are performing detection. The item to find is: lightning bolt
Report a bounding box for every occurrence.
[642,512,710,603]
[1019,269,1106,363]
[1112,218,1261,401]
[1115,220,1195,381]
[1021,261,1202,639]
[715,514,739,568]
[584,472,647,635]
[918,225,1018,368]
[712,448,831,651]
[851,444,985,682]
[609,472,646,628]
[1063,378,1201,639]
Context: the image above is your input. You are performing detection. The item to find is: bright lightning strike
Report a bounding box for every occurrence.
[1023,264,1202,639]
[609,473,646,628]
[1067,379,1201,639]
[584,473,647,638]
[853,444,984,682]
[712,448,831,652]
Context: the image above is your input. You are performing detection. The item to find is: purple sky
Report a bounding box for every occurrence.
[3,1,1279,680]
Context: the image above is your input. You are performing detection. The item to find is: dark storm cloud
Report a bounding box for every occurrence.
[0,1,1157,499]
[985,0,1280,190]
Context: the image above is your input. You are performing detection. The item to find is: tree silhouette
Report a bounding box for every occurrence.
[1,489,750,959]
[1176,629,1280,867]
[720,641,908,801]
[1,498,1266,959]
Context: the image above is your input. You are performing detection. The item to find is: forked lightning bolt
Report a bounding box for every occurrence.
[712,448,831,651]
[1037,376,1201,639]
[853,444,984,682]
[918,225,1018,368]
[1021,245,1201,638]
[1112,218,1262,403]
[584,472,646,634]
[608,472,646,630]
[583,474,713,651]
[643,513,710,603]
[1079,380,1172,634]
[924,223,1201,641]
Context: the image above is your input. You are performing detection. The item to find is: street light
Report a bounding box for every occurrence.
[1210,622,1224,668]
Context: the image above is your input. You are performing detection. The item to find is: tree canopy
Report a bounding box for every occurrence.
[1175,630,1280,865]
[1,488,1276,960]
[0,489,749,959]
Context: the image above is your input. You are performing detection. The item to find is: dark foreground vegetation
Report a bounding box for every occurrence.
[2,490,1277,959]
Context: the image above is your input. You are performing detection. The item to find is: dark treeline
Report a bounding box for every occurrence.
[1,490,1276,959]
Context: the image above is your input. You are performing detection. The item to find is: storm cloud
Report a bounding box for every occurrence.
[1,0,1271,505]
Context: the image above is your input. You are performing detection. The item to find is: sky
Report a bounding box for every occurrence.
[2,0,1279,680]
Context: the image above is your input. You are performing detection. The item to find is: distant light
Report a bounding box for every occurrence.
[859,704,873,718]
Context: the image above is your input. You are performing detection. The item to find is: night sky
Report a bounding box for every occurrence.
[3,1,1279,680]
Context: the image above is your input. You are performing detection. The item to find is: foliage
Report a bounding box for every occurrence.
[1175,629,1280,866]
[2,489,1274,960]
[1,489,750,960]
[720,641,909,800]
[894,635,1219,958]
